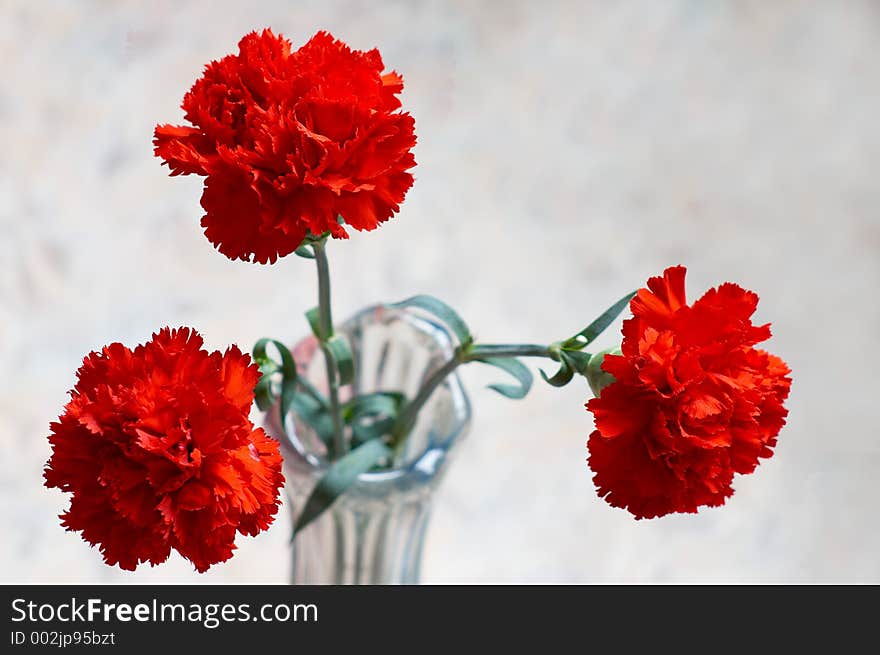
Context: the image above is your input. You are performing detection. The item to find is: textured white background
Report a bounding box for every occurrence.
[2,0,878,583]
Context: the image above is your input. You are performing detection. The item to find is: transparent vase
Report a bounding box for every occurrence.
[263,304,471,584]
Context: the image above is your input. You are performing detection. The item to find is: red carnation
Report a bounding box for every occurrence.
[586,266,791,519]
[154,29,417,264]
[44,328,284,572]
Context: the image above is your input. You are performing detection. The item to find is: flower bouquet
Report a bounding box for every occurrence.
[44,30,791,583]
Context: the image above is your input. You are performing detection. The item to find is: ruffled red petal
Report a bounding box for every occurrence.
[44,328,284,572]
[154,29,416,264]
[586,266,791,519]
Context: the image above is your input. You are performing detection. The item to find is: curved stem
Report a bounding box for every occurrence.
[391,343,554,451]
[392,352,464,448]
[313,240,346,457]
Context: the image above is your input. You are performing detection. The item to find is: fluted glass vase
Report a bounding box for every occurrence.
[263,304,471,584]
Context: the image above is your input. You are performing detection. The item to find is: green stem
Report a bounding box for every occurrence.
[312,239,346,457]
[467,344,552,359]
[391,343,554,453]
[392,352,463,449]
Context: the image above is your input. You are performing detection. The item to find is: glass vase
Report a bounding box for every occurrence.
[263,304,471,584]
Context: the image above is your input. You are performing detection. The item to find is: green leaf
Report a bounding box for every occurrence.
[473,356,533,399]
[343,392,404,447]
[280,377,297,425]
[560,349,592,375]
[300,231,330,246]
[289,394,336,448]
[294,245,316,259]
[342,392,405,422]
[324,335,354,386]
[540,349,595,388]
[293,438,392,537]
[569,291,637,347]
[253,338,297,374]
[252,338,298,421]
[351,417,395,446]
[253,367,277,412]
[388,295,472,347]
[540,361,574,387]
[305,307,321,338]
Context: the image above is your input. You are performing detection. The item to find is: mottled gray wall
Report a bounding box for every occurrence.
[2,0,878,583]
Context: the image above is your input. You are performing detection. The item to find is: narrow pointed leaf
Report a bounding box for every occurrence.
[389,295,472,347]
[289,394,336,448]
[252,338,298,421]
[300,231,330,247]
[305,307,321,338]
[293,438,392,536]
[351,417,395,446]
[560,349,593,375]
[253,364,278,412]
[342,392,405,422]
[540,361,574,387]
[280,377,297,424]
[473,356,533,399]
[345,392,404,446]
[571,291,637,346]
[325,335,355,385]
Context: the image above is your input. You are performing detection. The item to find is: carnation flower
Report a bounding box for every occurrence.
[44,327,284,572]
[586,266,791,519]
[154,29,417,264]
